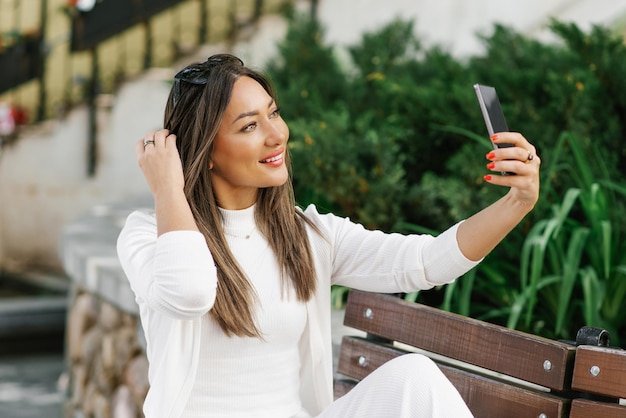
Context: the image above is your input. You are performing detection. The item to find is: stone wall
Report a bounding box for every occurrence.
[65,288,148,418]
[60,196,152,418]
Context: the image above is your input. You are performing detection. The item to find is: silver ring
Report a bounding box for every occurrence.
[143,139,155,147]
[526,150,534,163]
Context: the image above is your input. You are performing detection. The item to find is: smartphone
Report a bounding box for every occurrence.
[474,83,514,175]
[473,84,513,149]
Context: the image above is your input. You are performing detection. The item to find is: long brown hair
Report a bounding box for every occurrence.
[163,55,318,337]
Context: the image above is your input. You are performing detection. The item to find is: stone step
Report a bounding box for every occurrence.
[0,270,70,295]
[0,296,67,340]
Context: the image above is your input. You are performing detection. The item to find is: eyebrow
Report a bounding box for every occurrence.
[231,98,275,125]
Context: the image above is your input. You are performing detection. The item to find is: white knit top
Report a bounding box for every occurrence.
[182,206,309,418]
[117,204,480,418]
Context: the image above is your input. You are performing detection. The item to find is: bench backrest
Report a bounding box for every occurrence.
[334,290,626,418]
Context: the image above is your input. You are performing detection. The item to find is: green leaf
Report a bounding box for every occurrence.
[555,227,590,336]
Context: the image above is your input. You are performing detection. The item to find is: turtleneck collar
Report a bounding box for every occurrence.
[218,204,256,236]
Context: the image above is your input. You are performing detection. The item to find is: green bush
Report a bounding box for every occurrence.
[511,133,626,344]
[266,13,626,343]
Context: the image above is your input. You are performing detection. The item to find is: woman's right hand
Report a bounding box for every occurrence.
[136,129,199,235]
[136,129,184,198]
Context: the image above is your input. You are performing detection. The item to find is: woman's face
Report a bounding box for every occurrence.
[210,76,289,209]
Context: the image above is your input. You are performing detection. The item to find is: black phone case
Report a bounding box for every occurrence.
[474,84,515,174]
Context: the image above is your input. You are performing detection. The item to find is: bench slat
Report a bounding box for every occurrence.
[333,379,356,400]
[343,290,575,391]
[570,399,626,418]
[336,336,569,418]
[572,345,626,398]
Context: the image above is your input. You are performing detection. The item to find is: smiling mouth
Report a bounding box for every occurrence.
[260,153,283,163]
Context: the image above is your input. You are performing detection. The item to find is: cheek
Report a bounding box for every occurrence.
[211,141,257,176]
[212,137,242,162]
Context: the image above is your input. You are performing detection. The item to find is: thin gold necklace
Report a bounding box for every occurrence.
[224,226,257,239]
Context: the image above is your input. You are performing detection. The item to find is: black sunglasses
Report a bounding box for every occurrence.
[172,54,244,106]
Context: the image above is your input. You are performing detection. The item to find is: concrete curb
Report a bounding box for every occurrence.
[0,296,67,339]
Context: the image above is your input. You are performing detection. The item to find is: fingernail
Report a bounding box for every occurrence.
[487,162,496,169]
[490,134,498,141]
[483,175,492,181]
[486,151,496,160]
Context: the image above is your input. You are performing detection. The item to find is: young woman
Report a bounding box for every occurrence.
[117,54,540,418]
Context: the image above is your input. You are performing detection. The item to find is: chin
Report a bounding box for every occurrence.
[252,166,289,188]
[266,169,289,187]
[267,176,289,187]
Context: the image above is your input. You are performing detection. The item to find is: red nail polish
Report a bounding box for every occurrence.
[486,151,495,160]
[490,134,498,141]
[487,162,495,169]
[484,175,492,181]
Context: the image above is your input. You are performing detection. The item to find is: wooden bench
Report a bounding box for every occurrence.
[334,290,626,418]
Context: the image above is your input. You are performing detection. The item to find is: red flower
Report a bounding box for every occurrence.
[11,106,27,125]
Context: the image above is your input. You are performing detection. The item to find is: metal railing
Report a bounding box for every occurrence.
[0,0,290,135]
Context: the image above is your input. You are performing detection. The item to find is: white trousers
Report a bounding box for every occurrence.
[318,354,474,418]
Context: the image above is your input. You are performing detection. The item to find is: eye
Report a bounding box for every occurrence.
[269,107,281,118]
[242,122,257,132]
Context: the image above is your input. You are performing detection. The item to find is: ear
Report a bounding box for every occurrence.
[209,160,214,170]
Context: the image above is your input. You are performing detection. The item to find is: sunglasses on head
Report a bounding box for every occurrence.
[172,54,244,106]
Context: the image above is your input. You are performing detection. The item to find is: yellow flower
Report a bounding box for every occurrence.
[367,72,385,81]
[305,134,313,145]
[358,178,369,193]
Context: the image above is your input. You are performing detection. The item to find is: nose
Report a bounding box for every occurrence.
[265,119,288,146]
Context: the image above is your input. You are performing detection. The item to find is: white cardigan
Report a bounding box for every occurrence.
[116,204,479,418]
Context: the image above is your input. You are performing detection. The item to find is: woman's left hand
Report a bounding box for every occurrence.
[484,132,540,210]
[455,131,540,261]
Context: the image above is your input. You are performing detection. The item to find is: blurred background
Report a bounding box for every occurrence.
[1,0,626,416]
